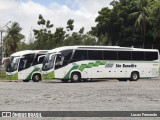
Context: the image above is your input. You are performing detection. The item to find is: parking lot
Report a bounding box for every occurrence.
[0,79,160,112]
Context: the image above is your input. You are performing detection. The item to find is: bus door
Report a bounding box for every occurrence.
[18,58,31,80]
[18,54,34,80]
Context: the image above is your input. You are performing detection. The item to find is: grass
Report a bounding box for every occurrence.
[0,71,6,80]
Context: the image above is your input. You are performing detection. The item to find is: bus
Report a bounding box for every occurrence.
[42,46,159,83]
[4,50,47,82]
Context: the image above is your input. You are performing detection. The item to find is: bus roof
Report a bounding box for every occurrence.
[47,46,159,54]
[11,50,48,57]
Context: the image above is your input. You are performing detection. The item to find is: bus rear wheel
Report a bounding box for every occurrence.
[32,74,41,82]
[130,72,139,81]
[71,72,81,83]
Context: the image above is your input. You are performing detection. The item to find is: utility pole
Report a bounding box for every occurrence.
[0,21,11,75]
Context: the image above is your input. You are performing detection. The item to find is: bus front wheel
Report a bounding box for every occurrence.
[32,74,41,82]
[130,72,139,81]
[71,72,81,83]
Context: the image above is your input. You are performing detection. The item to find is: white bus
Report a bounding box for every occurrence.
[42,46,159,82]
[4,50,47,82]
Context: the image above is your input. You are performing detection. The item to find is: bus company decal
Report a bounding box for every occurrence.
[63,61,107,79]
[43,71,55,79]
[26,68,41,80]
[63,65,79,79]
[116,64,137,68]
[105,63,114,68]
[6,72,18,80]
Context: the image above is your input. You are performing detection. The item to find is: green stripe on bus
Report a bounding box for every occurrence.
[6,72,18,80]
[101,61,107,65]
[86,63,94,68]
[78,64,87,72]
[43,72,55,79]
[64,61,107,79]
[64,65,79,79]
[26,68,40,80]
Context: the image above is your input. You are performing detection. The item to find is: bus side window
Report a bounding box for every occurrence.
[39,57,44,63]
[33,54,45,65]
[71,50,87,62]
[118,51,131,60]
[18,59,27,71]
[145,52,158,61]
[88,50,102,60]
[103,51,117,60]
[55,55,65,69]
[132,52,145,61]
[19,54,34,70]
[56,55,64,65]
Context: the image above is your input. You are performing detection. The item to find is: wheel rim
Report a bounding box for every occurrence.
[35,75,40,81]
[133,73,138,80]
[73,74,78,81]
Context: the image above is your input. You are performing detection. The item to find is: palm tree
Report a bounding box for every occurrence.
[130,0,149,48]
[150,0,160,48]
[3,22,25,56]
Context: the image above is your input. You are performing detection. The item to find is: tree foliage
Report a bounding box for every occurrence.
[91,0,160,49]
[21,14,96,50]
[3,22,25,56]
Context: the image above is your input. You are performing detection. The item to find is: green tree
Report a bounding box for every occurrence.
[91,0,152,48]
[3,22,25,56]
[79,27,84,34]
[130,0,149,48]
[149,0,160,48]
[66,19,74,31]
[33,14,54,49]
[54,27,66,47]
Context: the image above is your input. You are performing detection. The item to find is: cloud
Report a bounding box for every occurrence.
[0,0,112,42]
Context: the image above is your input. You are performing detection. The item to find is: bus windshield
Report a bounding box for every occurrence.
[6,56,20,72]
[42,53,55,71]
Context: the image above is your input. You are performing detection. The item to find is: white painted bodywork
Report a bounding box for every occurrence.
[6,50,47,80]
[43,46,159,79]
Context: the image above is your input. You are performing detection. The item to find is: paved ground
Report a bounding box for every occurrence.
[0,79,160,120]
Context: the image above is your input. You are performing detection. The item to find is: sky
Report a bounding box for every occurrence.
[0,0,113,42]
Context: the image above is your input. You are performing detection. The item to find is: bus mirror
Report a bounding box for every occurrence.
[13,57,22,64]
[48,53,60,61]
[49,55,53,61]
[13,58,17,64]
[57,52,61,55]
[38,55,45,62]
[49,54,56,61]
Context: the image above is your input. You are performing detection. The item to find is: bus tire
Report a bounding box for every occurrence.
[32,74,41,82]
[71,72,81,83]
[130,72,139,81]
[23,79,29,82]
[61,79,69,83]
